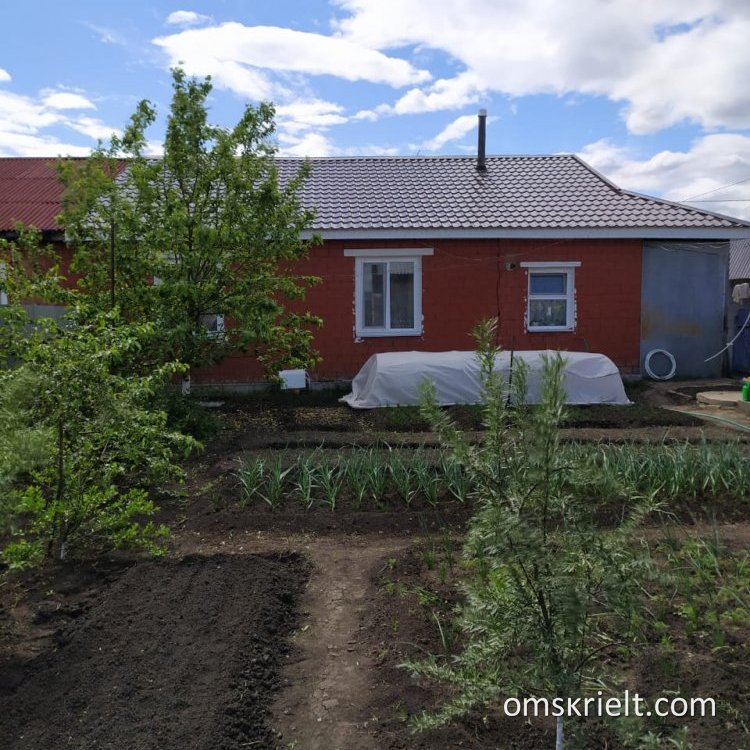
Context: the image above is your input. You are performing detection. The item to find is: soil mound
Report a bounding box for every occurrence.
[0,553,308,750]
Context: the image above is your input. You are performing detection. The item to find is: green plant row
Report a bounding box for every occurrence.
[234,440,750,512]
[235,448,473,511]
[568,439,750,502]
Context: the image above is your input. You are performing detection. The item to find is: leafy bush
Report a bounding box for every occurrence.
[1,311,198,568]
[0,368,54,534]
[154,387,219,440]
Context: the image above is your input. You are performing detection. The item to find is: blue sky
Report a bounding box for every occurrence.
[2,0,750,217]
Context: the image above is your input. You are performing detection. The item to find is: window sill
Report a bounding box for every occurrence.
[356,329,423,338]
[527,326,575,333]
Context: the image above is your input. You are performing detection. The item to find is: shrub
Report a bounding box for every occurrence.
[1,311,197,568]
[404,320,655,748]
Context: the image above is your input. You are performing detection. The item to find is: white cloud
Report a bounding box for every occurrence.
[333,0,750,133]
[85,23,127,46]
[0,90,64,136]
[358,71,484,121]
[276,128,398,157]
[390,72,483,115]
[580,134,750,220]
[42,91,96,110]
[275,100,348,135]
[415,113,496,152]
[0,86,119,156]
[0,68,10,83]
[152,22,431,101]
[166,10,212,27]
[66,116,122,142]
[277,131,338,157]
[0,130,91,157]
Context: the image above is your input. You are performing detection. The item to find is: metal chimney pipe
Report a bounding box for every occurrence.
[477,109,487,172]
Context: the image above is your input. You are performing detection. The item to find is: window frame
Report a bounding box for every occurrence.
[0,261,6,306]
[346,248,432,338]
[199,313,226,340]
[521,261,580,332]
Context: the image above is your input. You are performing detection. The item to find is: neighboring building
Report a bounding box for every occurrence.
[0,157,79,321]
[730,238,750,285]
[2,147,750,384]
[729,239,750,373]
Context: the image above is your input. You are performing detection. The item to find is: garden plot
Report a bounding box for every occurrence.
[0,553,307,750]
[4,378,750,750]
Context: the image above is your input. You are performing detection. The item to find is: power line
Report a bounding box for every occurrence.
[683,198,750,203]
[679,175,750,201]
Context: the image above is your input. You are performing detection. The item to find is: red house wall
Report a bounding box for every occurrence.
[195,237,643,384]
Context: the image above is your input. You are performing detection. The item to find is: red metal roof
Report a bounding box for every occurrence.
[0,157,80,232]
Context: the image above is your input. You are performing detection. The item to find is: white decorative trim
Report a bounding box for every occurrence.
[344,248,433,257]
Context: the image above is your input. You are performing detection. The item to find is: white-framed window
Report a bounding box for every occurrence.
[345,248,433,337]
[521,261,580,331]
[199,313,225,339]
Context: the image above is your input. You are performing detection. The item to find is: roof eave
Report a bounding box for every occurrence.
[303,227,750,241]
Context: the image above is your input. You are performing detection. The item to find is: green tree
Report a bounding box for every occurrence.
[1,308,197,569]
[405,320,655,749]
[58,68,321,379]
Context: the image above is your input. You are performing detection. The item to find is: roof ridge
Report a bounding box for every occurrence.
[568,153,622,193]
[621,187,750,227]
[273,153,575,161]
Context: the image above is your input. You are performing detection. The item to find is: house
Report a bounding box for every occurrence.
[2,133,750,384]
[0,157,81,321]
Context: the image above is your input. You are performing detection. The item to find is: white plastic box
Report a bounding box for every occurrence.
[279,369,308,390]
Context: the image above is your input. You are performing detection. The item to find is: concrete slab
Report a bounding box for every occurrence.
[696,391,742,407]
[738,399,750,415]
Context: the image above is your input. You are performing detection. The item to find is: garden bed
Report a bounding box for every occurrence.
[0,553,308,750]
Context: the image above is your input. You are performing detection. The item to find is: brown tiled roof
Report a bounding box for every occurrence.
[3,154,749,237]
[730,238,750,280]
[275,155,750,234]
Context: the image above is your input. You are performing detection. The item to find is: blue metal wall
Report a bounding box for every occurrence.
[641,241,729,378]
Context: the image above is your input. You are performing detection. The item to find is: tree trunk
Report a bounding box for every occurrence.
[556,716,564,750]
[55,416,64,504]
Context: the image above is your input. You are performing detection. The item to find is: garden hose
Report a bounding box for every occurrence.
[680,410,750,434]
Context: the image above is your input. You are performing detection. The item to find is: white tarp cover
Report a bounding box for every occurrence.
[340,350,630,408]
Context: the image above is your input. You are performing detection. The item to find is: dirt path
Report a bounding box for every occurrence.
[272,537,411,750]
[168,528,417,750]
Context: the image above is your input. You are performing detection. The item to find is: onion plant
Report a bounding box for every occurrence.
[389,454,418,507]
[345,450,371,510]
[294,453,319,510]
[366,452,390,506]
[318,461,343,511]
[235,457,265,507]
[439,454,472,503]
[257,456,292,510]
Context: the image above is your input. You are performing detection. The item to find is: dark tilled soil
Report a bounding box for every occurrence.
[0,553,308,750]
